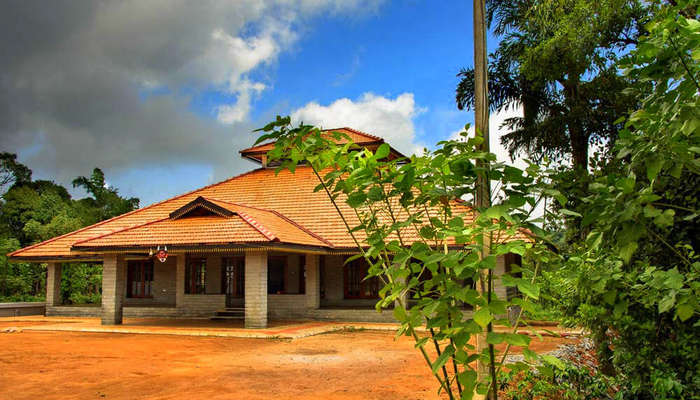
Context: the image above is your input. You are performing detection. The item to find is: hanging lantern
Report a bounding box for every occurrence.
[156,245,168,263]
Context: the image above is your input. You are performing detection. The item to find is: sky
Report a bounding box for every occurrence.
[0,0,521,207]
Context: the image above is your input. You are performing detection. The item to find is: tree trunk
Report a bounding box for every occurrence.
[473,0,496,399]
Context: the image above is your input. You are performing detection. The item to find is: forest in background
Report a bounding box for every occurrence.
[0,155,138,303]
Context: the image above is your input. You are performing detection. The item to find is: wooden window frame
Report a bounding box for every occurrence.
[504,253,523,300]
[127,260,154,298]
[299,255,306,295]
[344,257,379,299]
[267,256,287,294]
[221,256,245,298]
[185,257,207,295]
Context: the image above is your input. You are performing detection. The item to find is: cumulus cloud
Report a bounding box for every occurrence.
[0,0,384,204]
[291,93,426,155]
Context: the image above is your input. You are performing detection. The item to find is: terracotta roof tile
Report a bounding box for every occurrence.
[9,134,528,260]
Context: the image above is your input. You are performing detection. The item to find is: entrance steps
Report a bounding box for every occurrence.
[211,307,245,320]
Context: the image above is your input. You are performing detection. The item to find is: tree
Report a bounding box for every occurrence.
[545,1,699,396]
[456,0,647,172]
[257,118,558,399]
[0,152,31,194]
[72,168,139,223]
[0,162,140,303]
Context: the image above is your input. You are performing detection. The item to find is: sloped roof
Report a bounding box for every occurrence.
[8,128,528,261]
[240,127,406,164]
[70,197,330,251]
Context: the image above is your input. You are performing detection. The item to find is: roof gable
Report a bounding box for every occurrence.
[169,196,235,219]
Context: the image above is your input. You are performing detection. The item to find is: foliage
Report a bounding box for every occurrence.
[0,157,138,303]
[0,237,45,301]
[456,0,647,171]
[72,168,140,225]
[543,2,700,398]
[0,152,32,193]
[257,117,560,399]
[499,358,616,400]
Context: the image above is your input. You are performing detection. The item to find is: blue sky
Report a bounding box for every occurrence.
[2,1,517,207]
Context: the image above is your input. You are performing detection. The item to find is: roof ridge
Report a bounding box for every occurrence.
[9,168,266,257]
[209,198,334,247]
[234,210,277,241]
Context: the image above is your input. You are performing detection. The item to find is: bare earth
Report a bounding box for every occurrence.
[0,321,575,400]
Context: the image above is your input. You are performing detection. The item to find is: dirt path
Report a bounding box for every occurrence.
[0,327,576,400]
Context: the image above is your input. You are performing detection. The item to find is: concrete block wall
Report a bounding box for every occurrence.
[180,294,225,317]
[46,263,62,307]
[268,295,307,319]
[305,254,320,309]
[244,251,267,328]
[494,255,508,301]
[101,254,126,325]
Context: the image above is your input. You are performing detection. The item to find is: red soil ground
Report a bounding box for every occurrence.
[0,322,576,400]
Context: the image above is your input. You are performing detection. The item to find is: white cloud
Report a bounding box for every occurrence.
[291,92,426,155]
[1,0,386,205]
[450,105,526,168]
[217,80,267,124]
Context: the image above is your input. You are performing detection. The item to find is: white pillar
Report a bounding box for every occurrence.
[101,254,126,325]
[305,254,320,309]
[175,254,186,308]
[46,262,62,307]
[245,251,268,328]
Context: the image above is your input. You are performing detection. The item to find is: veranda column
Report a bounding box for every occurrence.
[244,251,268,328]
[101,254,126,325]
[305,254,320,309]
[175,254,186,308]
[45,262,62,307]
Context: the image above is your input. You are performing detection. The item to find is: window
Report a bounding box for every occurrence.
[344,257,379,299]
[185,257,207,294]
[267,256,286,294]
[504,253,522,300]
[299,255,306,295]
[221,257,244,298]
[127,260,154,298]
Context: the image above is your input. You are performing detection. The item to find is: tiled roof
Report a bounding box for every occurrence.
[240,127,383,154]
[8,130,528,260]
[239,127,406,164]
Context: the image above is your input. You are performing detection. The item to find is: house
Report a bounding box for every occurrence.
[8,128,521,328]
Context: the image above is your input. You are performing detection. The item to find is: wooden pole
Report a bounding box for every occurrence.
[473,0,495,399]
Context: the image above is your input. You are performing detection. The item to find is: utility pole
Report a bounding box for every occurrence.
[473,0,496,399]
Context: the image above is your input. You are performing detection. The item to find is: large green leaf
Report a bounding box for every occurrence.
[473,307,493,328]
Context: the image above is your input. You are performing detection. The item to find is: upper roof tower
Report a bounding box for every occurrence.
[239,127,407,167]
